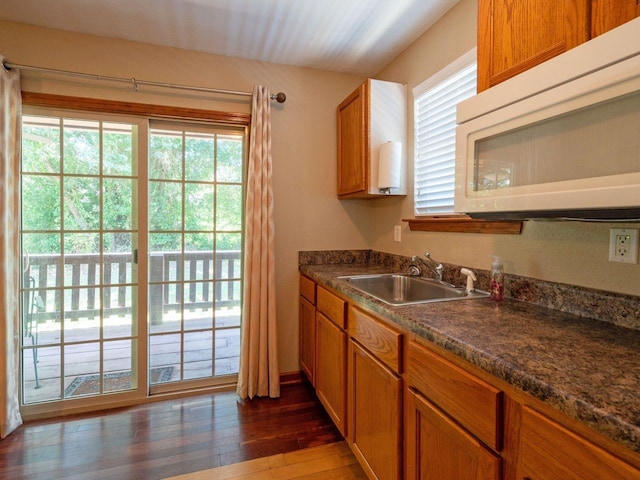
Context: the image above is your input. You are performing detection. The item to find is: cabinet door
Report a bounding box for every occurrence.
[477,0,590,91]
[337,82,369,197]
[406,389,501,480]
[315,312,347,435]
[591,0,640,38]
[348,340,401,480]
[516,406,640,480]
[299,296,315,385]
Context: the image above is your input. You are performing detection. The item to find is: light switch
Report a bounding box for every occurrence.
[394,225,401,242]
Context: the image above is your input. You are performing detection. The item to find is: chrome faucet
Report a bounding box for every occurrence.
[409,252,443,282]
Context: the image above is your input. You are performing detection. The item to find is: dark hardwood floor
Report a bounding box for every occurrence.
[0,381,344,480]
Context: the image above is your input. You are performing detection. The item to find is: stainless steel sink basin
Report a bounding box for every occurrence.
[339,274,489,305]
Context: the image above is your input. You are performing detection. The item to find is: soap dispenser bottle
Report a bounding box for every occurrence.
[490,256,504,302]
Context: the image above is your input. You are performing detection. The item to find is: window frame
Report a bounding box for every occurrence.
[405,49,522,234]
[413,48,477,217]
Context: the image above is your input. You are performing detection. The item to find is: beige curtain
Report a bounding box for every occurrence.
[236,85,280,399]
[0,58,23,438]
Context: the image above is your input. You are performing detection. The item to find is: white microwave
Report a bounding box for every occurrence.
[455,17,640,220]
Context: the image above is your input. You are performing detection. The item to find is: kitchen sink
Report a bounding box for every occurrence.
[339,274,489,305]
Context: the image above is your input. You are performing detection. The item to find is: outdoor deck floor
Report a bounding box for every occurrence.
[22,309,241,404]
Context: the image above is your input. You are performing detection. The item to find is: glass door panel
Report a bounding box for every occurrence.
[21,113,140,404]
[148,123,244,389]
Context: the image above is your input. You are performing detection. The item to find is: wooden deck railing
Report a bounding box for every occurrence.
[23,250,242,324]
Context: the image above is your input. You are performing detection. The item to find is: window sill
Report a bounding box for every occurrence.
[403,215,523,234]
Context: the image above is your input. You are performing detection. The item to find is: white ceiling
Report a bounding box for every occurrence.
[0,0,460,76]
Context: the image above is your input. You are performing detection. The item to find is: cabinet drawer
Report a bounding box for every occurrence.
[317,286,346,329]
[348,306,401,373]
[517,406,640,480]
[299,275,316,304]
[406,389,501,480]
[408,341,502,450]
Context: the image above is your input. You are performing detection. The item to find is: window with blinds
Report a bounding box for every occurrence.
[413,49,476,215]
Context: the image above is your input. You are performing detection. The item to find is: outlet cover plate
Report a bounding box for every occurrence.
[609,228,639,264]
[394,225,402,242]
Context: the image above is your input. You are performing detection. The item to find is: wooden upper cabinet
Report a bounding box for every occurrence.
[591,0,640,38]
[337,79,407,198]
[477,0,640,91]
[477,0,590,91]
[337,82,368,197]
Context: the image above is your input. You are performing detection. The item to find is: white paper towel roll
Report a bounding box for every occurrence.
[378,141,402,190]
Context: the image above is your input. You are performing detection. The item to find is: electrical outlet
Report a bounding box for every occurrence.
[609,228,639,264]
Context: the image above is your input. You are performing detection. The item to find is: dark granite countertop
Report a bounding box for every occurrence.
[300,261,640,455]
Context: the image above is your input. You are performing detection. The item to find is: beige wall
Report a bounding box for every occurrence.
[373,0,640,297]
[1,1,638,378]
[0,20,371,374]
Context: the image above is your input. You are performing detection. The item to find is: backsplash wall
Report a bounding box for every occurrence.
[300,249,640,331]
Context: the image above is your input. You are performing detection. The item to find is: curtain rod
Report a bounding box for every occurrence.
[2,61,287,103]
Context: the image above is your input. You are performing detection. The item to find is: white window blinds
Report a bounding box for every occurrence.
[413,50,476,215]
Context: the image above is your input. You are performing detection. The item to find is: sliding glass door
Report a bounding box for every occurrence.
[20,109,246,408]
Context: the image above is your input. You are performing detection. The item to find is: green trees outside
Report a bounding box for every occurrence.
[148,129,243,254]
[21,116,244,257]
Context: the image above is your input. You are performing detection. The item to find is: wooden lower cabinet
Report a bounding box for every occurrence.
[299,275,317,385]
[299,296,315,385]
[315,311,347,436]
[300,280,640,480]
[348,339,402,480]
[406,389,502,480]
[406,340,503,479]
[407,341,502,451]
[516,406,640,480]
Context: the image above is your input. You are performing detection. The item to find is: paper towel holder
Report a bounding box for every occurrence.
[378,141,402,194]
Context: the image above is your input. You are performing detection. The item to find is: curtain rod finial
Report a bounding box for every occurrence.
[271,92,286,103]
